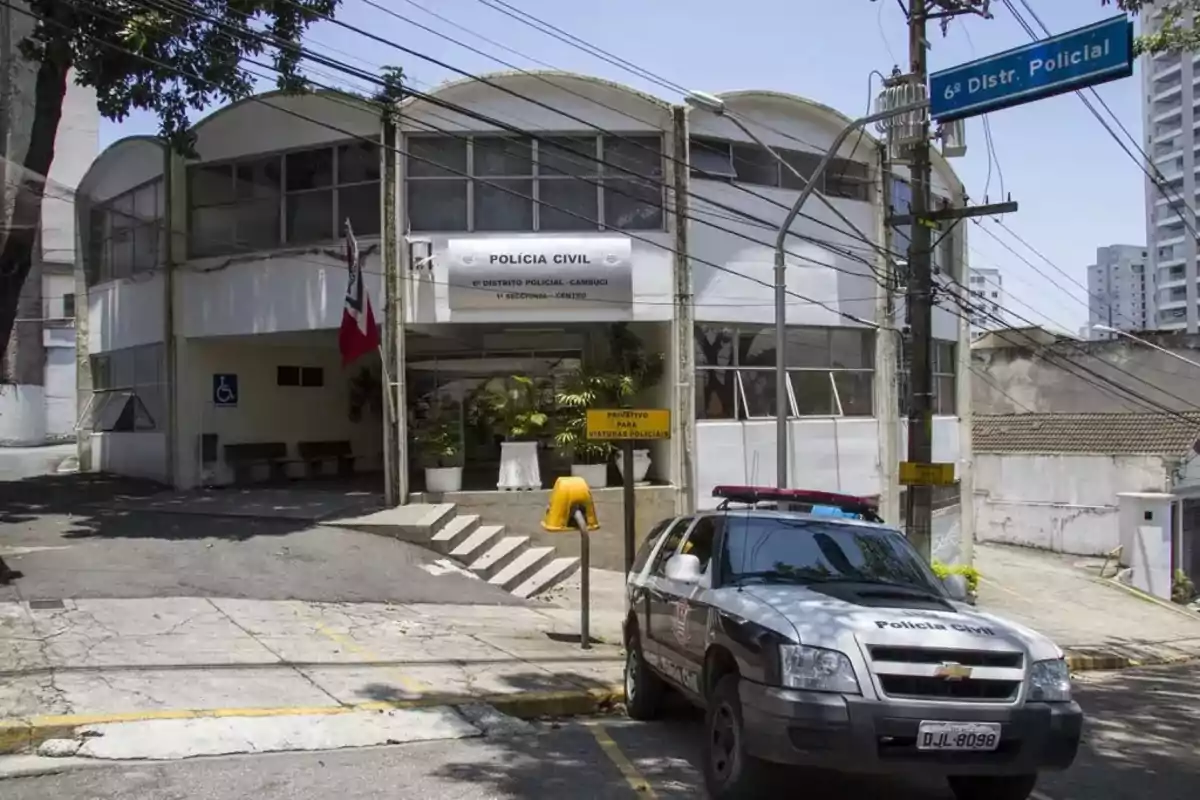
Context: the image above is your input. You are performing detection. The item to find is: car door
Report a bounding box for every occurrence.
[678,515,722,670]
[644,516,694,668]
[626,516,679,645]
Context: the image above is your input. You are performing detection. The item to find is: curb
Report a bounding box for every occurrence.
[0,685,626,756]
[1064,649,1198,673]
[1089,575,1200,621]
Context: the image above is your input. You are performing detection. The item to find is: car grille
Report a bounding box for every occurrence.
[866,645,1025,703]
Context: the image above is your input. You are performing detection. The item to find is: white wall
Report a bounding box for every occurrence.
[175,336,383,487]
[90,432,167,480]
[43,327,76,440]
[973,453,1171,555]
[88,273,165,353]
[694,416,960,509]
[40,78,100,265]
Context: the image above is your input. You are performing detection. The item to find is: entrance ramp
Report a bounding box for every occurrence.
[326,503,580,599]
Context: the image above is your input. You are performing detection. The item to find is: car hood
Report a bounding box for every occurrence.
[737,584,1063,661]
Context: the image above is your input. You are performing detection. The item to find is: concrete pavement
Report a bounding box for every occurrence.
[4,660,1199,799]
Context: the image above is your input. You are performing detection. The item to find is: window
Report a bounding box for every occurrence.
[187,139,381,258]
[651,518,693,575]
[688,136,873,202]
[277,365,324,387]
[406,134,664,232]
[85,179,165,286]
[632,517,680,575]
[62,293,75,319]
[897,338,957,416]
[86,344,164,432]
[680,516,720,574]
[694,325,875,420]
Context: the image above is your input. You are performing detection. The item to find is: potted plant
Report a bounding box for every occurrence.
[607,324,665,483]
[469,375,550,490]
[554,369,616,487]
[413,404,464,493]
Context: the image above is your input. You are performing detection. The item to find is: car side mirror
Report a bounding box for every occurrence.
[665,553,703,584]
[941,573,969,602]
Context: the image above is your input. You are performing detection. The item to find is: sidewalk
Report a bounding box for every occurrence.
[0,597,623,757]
[975,543,1200,669]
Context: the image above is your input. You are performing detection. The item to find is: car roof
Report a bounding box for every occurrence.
[698,506,900,532]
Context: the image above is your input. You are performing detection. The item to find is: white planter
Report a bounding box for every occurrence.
[616,448,652,483]
[571,462,609,488]
[425,466,463,493]
[497,441,541,490]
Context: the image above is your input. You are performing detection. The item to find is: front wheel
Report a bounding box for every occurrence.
[624,627,664,721]
[703,674,771,798]
[947,774,1039,800]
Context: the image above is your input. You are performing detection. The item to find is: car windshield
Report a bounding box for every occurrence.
[719,513,943,594]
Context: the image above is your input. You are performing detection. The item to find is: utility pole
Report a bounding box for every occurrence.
[905,0,936,560]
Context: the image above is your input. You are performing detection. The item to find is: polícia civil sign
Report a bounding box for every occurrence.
[929,15,1133,123]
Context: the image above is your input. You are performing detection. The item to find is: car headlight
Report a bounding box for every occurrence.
[1028,658,1072,702]
[779,644,860,694]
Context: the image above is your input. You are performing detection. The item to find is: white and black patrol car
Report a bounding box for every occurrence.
[623,485,1083,800]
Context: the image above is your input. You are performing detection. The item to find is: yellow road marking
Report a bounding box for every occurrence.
[585,721,659,797]
[308,617,426,695]
[1032,791,1057,800]
[978,576,1027,601]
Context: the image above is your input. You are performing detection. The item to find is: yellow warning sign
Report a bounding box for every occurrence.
[585,409,672,440]
[899,461,956,487]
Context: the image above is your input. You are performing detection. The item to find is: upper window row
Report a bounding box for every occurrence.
[690,137,872,202]
[406,135,664,233]
[86,179,164,286]
[188,139,381,258]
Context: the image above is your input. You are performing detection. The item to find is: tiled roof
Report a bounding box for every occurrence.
[973,413,1200,456]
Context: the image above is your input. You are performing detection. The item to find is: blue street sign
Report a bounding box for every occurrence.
[213,374,238,407]
[929,15,1133,122]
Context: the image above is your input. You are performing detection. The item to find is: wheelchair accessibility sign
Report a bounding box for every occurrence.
[213,374,238,407]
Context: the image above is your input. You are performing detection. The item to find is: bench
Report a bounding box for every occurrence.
[224,442,291,484]
[296,440,357,478]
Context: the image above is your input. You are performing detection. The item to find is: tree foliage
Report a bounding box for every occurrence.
[1104,0,1200,54]
[1,0,342,363]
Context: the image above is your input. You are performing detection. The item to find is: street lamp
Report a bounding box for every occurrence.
[1092,324,1200,371]
[684,90,928,488]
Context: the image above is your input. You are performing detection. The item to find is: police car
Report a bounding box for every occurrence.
[623,485,1082,800]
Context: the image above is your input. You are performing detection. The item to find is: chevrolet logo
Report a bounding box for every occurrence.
[934,662,973,681]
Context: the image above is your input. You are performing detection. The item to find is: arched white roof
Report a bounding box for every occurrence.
[398,69,672,114]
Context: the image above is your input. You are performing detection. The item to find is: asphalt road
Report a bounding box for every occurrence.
[3,662,1197,799]
[0,473,522,606]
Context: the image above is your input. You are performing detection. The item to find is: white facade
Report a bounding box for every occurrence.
[1143,6,1200,331]
[75,73,973,557]
[1086,244,1152,338]
[0,0,99,444]
[966,267,1004,336]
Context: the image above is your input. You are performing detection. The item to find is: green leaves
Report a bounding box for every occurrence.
[1102,0,1200,54]
[23,0,342,153]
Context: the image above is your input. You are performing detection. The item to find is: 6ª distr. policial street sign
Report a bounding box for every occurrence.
[929,15,1133,123]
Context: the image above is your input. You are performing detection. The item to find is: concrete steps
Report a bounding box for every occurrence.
[327,504,580,599]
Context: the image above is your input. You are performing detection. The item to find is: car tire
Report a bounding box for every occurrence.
[703,674,770,798]
[624,627,665,721]
[947,773,1039,800]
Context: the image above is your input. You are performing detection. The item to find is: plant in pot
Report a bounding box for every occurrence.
[469,375,550,490]
[554,369,616,487]
[413,405,464,493]
[607,323,666,484]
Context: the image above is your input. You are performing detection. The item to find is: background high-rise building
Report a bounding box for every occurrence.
[967,266,1004,336]
[1087,245,1152,339]
[1143,6,1197,331]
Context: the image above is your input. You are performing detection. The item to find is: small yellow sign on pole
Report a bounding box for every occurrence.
[585,409,672,440]
[898,461,956,487]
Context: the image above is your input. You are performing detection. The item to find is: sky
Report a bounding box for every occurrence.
[100,0,1146,336]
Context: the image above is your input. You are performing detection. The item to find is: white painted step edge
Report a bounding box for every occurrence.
[467,536,530,580]
[511,557,582,599]
[489,546,556,591]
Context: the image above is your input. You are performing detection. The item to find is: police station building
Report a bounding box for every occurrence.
[75,71,972,560]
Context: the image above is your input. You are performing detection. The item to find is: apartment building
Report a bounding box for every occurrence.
[967,266,1004,336]
[1087,244,1152,338]
[1143,6,1199,331]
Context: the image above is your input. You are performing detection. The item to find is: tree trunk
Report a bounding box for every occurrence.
[0,45,70,361]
